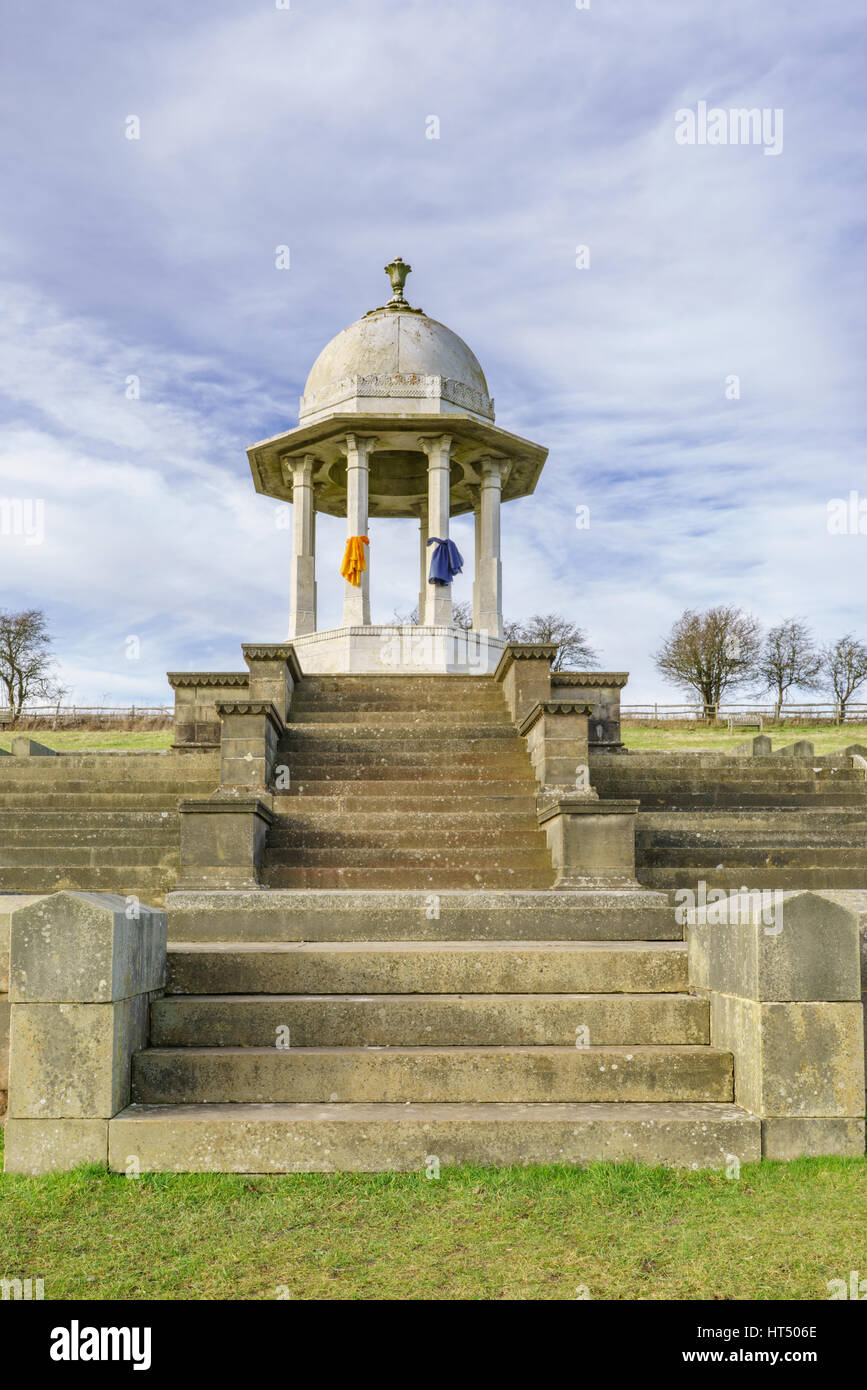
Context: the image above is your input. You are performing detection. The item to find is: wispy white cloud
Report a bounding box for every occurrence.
[1,0,865,701]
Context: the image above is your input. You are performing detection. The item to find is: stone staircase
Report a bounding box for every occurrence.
[590,751,867,891]
[108,674,761,1172]
[261,674,555,889]
[0,752,220,904]
[112,889,759,1171]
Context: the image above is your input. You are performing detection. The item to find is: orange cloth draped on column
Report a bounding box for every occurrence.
[340,535,369,587]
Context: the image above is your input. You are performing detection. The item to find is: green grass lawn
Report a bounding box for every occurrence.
[621,722,865,755]
[0,730,173,752]
[1,1131,864,1300]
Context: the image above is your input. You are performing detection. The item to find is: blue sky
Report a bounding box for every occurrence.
[1,0,865,704]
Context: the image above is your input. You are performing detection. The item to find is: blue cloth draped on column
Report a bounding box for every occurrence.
[427,537,464,586]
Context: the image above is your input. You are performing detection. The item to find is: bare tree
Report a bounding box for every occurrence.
[756,618,822,721]
[0,609,65,724]
[508,613,598,671]
[820,634,867,720]
[654,606,761,718]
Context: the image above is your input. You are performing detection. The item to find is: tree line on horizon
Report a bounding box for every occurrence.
[653,608,867,718]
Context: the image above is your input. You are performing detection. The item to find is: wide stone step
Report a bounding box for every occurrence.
[291,698,508,714]
[280,756,530,778]
[639,865,867,890]
[274,793,539,813]
[262,846,552,869]
[0,810,177,828]
[0,866,172,900]
[108,1100,762,1171]
[283,780,539,799]
[151,992,707,1047]
[282,732,523,752]
[0,844,176,867]
[638,846,867,867]
[165,889,680,942]
[266,828,542,850]
[0,793,204,809]
[0,781,216,796]
[0,753,217,773]
[270,809,536,831]
[131,1044,733,1104]
[604,792,867,809]
[289,717,514,728]
[262,866,556,890]
[165,940,688,993]
[597,754,855,770]
[278,763,534,783]
[0,827,177,846]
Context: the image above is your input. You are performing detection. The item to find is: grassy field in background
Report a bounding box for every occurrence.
[0,1130,864,1300]
[621,722,863,755]
[0,730,173,752]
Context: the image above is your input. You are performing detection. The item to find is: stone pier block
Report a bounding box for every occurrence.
[177,797,275,891]
[495,644,555,725]
[537,796,640,889]
[216,701,283,789]
[241,644,302,723]
[168,672,249,747]
[687,890,865,1158]
[4,892,167,1174]
[520,701,592,787]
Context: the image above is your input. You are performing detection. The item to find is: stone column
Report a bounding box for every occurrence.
[417,502,429,623]
[478,456,505,638]
[287,454,317,638]
[343,434,375,627]
[470,486,481,629]
[420,435,453,627]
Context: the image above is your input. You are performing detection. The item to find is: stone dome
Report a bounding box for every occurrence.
[298,259,495,425]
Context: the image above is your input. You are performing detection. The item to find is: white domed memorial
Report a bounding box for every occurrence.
[247,259,548,672]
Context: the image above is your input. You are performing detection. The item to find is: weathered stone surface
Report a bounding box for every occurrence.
[688,891,862,1003]
[151,990,708,1047]
[8,892,165,1003]
[709,995,864,1117]
[551,671,628,751]
[733,735,773,757]
[9,993,150,1118]
[164,888,678,942]
[761,1116,864,1159]
[520,702,591,786]
[495,644,554,724]
[10,737,56,757]
[131,1044,733,1105]
[165,939,688,993]
[4,1117,108,1174]
[538,797,640,889]
[109,1101,761,1172]
[241,645,301,723]
[0,995,9,1112]
[176,798,274,891]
